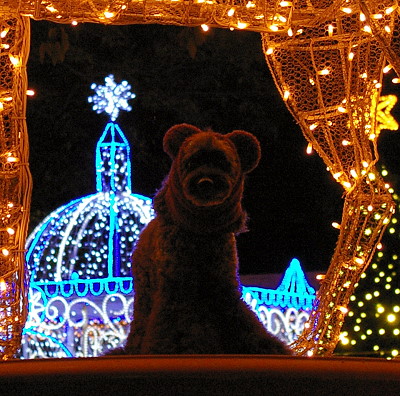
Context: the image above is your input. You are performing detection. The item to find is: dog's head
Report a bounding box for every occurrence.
[163,124,261,207]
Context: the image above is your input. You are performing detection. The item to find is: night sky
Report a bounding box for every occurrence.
[26,20,400,275]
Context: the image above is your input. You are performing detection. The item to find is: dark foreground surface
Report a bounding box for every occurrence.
[2,355,400,395]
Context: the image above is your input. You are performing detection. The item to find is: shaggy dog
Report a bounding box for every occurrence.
[122,123,290,354]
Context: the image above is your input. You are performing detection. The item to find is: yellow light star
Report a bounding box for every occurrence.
[374,94,399,135]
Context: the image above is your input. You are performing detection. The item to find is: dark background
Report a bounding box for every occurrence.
[26,21,400,275]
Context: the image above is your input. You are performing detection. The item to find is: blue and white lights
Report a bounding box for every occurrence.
[88,74,136,122]
[22,77,153,358]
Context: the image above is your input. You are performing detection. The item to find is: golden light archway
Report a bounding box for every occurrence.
[1,0,399,359]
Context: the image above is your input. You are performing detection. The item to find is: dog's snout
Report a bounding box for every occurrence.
[197,177,214,187]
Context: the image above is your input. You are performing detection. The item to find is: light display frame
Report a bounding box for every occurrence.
[1,0,400,358]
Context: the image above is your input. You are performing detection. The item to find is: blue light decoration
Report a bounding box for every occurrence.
[21,76,316,358]
[242,258,316,345]
[22,76,154,358]
[88,74,135,122]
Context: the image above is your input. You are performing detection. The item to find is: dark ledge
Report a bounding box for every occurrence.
[1,355,400,395]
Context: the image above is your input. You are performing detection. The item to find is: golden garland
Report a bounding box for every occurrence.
[0,0,399,358]
[0,13,31,359]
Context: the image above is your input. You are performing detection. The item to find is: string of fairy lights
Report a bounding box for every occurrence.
[1,0,400,358]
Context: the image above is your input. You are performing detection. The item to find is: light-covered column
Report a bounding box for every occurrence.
[0,13,32,359]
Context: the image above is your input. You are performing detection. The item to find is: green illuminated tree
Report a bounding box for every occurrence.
[336,166,400,359]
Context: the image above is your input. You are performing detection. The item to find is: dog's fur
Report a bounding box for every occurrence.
[121,124,290,354]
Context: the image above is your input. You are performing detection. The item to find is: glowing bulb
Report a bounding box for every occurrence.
[309,123,318,131]
[392,78,400,84]
[266,47,274,55]
[45,5,58,13]
[360,13,366,22]
[103,11,115,18]
[317,69,330,75]
[2,248,9,256]
[9,55,20,67]
[386,6,395,14]
[0,28,9,38]
[332,222,340,229]
[26,89,35,96]
[342,140,351,146]
[279,1,292,6]
[201,24,209,32]
[6,228,14,235]
[71,20,78,26]
[338,106,347,113]
[269,25,279,32]
[383,65,393,73]
[0,279,6,292]
[327,25,334,36]
[338,306,348,314]
[363,25,372,34]
[287,28,293,37]
[354,257,364,266]
[341,7,352,14]
[283,90,290,100]
[237,22,248,29]
[306,143,313,154]
[333,172,343,180]
[227,8,235,16]
[348,52,354,61]
[350,169,358,179]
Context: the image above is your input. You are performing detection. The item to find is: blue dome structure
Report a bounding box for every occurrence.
[22,76,154,358]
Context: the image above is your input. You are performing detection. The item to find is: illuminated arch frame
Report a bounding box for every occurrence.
[1,0,399,358]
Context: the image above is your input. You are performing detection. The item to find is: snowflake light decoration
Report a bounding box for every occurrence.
[88,74,136,121]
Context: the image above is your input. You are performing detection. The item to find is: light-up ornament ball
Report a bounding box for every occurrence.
[22,76,154,358]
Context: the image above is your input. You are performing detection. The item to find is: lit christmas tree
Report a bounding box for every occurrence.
[336,95,400,359]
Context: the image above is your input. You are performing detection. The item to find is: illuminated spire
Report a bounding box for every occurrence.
[96,122,132,194]
[277,258,315,297]
[88,75,135,194]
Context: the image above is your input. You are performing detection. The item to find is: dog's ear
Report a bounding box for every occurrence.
[226,130,261,174]
[163,124,202,159]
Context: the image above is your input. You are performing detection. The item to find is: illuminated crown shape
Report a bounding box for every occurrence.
[22,76,154,358]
